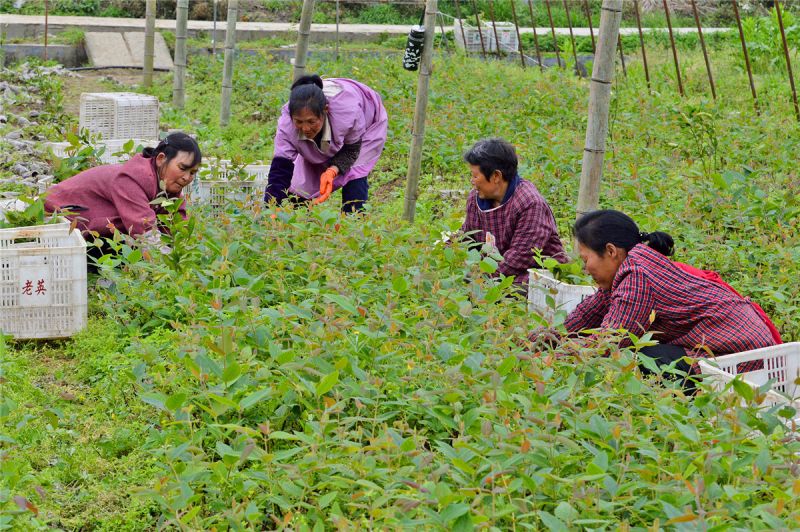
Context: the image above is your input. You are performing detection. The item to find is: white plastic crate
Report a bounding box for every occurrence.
[188,161,270,208]
[0,219,87,339]
[45,138,158,165]
[79,92,160,140]
[528,268,597,318]
[698,343,800,428]
[454,20,519,54]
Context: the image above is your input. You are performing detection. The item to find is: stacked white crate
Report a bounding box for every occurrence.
[189,159,270,208]
[79,92,160,140]
[528,269,596,319]
[0,219,88,339]
[454,20,519,54]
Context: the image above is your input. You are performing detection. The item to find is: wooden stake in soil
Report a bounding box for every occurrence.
[775,0,800,121]
[618,35,627,77]
[690,0,716,100]
[662,0,684,96]
[633,0,651,89]
[293,0,316,82]
[544,0,562,68]
[487,0,502,56]
[563,0,580,75]
[173,0,189,109]
[143,0,156,87]
[731,0,758,111]
[454,0,469,51]
[403,0,438,223]
[577,0,624,219]
[44,0,48,61]
[509,0,526,68]
[220,0,239,127]
[583,0,596,52]
[527,0,544,72]
[470,0,488,59]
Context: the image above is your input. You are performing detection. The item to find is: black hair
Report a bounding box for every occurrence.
[573,209,675,257]
[142,132,202,168]
[463,138,518,182]
[289,74,327,118]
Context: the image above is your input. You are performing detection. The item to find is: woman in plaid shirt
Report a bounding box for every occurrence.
[565,210,778,377]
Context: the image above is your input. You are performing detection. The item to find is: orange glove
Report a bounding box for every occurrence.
[312,167,338,205]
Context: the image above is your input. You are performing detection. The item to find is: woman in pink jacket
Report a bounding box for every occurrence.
[44,132,201,266]
[263,75,388,213]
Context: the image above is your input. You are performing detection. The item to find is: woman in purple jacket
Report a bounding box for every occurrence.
[264,75,388,213]
[44,133,201,265]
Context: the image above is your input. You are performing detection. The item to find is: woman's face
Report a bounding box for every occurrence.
[577,241,627,290]
[291,107,326,139]
[156,151,199,195]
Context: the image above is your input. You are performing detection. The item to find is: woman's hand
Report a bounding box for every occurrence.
[312,166,338,205]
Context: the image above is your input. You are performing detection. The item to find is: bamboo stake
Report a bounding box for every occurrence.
[454,0,469,50]
[44,0,48,61]
[577,0,623,218]
[618,35,626,77]
[487,0,501,56]
[544,0,562,68]
[470,0,488,59]
[403,0,438,223]
[633,0,651,89]
[293,0,316,82]
[213,0,218,56]
[527,0,544,72]
[143,0,156,87]
[775,0,800,121]
[731,0,758,112]
[690,0,716,100]
[662,0,684,96]
[220,0,239,127]
[510,0,526,68]
[563,0,580,75]
[583,0,596,52]
[335,0,340,60]
[438,12,450,52]
[173,0,189,109]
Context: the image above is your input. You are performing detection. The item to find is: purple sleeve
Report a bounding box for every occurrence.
[565,289,611,332]
[496,201,562,278]
[273,108,299,160]
[342,106,366,145]
[110,174,158,236]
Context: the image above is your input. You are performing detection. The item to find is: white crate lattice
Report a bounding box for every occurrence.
[188,160,270,208]
[45,138,158,165]
[79,92,160,140]
[454,20,519,54]
[698,343,800,430]
[0,220,87,339]
[528,268,596,318]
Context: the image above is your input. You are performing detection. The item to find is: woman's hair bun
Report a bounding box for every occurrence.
[291,74,324,90]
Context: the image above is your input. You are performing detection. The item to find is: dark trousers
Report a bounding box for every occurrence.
[639,344,699,394]
[265,177,369,213]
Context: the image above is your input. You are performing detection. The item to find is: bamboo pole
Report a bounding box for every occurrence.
[293,0,316,82]
[576,0,623,218]
[220,0,239,127]
[775,1,800,121]
[403,0,438,223]
[454,0,469,50]
[335,0,340,60]
[510,0,526,68]
[563,0,580,74]
[527,0,544,72]
[471,0,488,59]
[44,0,48,61]
[690,0,716,100]
[487,0,502,56]
[618,35,626,77]
[662,0,684,96]
[633,0,651,89]
[583,0,596,52]
[731,0,758,112]
[544,0,562,68]
[173,0,189,109]
[213,0,218,56]
[143,0,156,87]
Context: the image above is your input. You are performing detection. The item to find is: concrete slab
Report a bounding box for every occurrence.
[84,31,131,67]
[123,32,173,70]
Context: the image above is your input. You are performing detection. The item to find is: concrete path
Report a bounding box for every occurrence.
[1,14,732,44]
[84,31,173,69]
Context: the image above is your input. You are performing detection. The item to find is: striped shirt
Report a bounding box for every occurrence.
[564,244,776,371]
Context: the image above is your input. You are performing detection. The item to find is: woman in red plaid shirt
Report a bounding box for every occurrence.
[565,210,779,378]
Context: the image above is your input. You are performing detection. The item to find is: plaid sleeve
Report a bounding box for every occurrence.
[601,268,656,347]
[497,201,557,278]
[565,289,611,332]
